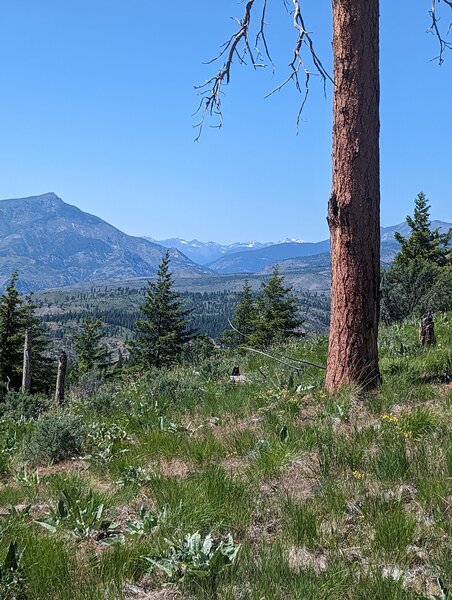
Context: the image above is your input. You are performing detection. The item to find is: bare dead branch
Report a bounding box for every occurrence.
[429,0,452,63]
[255,0,275,67]
[268,349,326,370]
[243,346,305,372]
[194,0,257,141]
[227,319,326,370]
[194,0,331,139]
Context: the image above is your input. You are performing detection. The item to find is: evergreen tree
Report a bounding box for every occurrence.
[23,300,54,395]
[381,193,452,322]
[0,273,52,395]
[223,279,257,346]
[73,316,110,376]
[394,192,451,267]
[130,252,195,368]
[0,273,27,392]
[250,267,303,347]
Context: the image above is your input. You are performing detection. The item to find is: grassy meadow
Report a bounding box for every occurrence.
[0,313,451,599]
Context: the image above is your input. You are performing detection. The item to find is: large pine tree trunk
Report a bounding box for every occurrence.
[326,0,381,391]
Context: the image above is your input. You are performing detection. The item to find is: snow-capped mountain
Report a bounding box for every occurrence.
[143,237,277,265]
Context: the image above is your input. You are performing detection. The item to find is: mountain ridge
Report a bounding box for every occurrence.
[0,193,211,291]
[205,220,451,274]
[1,193,450,290]
[146,219,451,273]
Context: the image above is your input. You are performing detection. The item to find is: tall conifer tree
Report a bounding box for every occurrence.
[0,273,26,391]
[250,267,303,348]
[224,279,256,346]
[0,273,52,394]
[73,317,110,377]
[394,192,451,267]
[130,252,194,368]
[381,193,452,322]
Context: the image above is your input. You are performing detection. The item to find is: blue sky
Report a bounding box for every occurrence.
[0,1,451,244]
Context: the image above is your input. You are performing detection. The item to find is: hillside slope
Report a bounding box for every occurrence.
[0,193,211,291]
[0,313,450,598]
[208,221,451,274]
[208,240,331,274]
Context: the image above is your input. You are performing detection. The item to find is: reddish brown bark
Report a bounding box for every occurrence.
[326,0,381,391]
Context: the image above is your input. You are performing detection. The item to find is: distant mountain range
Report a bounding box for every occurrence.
[206,240,331,274]
[143,237,306,265]
[0,193,210,291]
[151,220,450,275]
[1,193,450,292]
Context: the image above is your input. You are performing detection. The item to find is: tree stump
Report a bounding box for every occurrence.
[21,329,32,394]
[55,350,68,406]
[230,365,247,384]
[419,312,436,346]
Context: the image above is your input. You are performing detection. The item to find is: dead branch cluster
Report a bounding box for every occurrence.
[429,0,452,63]
[194,0,331,140]
[194,1,452,139]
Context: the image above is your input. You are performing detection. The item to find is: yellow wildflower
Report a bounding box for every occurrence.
[381,414,398,423]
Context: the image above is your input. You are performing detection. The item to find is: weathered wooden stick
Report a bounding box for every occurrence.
[227,319,326,370]
[419,311,436,347]
[55,350,68,406]
[21,329,32,394]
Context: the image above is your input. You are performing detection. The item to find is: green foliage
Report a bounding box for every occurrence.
[0,391,52,420]
[37,285,330,352]
[142,369,206,408]
[400,407,439,440]
[143,531,240,589]
[36,488,118,541]
[116,465,152,487]
[13,465,41,488]
[0,273,28,392]
[0,315,450,598]
[0,273,53,395]
[0,418,27,477]
[84,421,130,467]
[130,252,195,368]
[73,316,110,378]
[125,505,173,536]
[23,302,55,396]
[394,192,451,267]
[180,335,216,365]
[382,193,451,322]
[381,259,452,323]
[373,432,410,481]
[224,268,303,348]
[26,413,87,465]
[223,279,257,346]
[284,498,320,548]
[364,500,417,560]
[0,541,26,600]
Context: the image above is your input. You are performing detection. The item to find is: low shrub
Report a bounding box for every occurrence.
[0,391,52,420]
[25,413,87,465]
[145,370,207,408]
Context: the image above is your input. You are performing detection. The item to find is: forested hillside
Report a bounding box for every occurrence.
[33,284,330,356]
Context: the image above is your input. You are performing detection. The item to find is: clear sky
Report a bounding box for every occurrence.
[0,1,451,244]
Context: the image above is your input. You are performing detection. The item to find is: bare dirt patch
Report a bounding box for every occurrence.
[209,415,263,439]
[221,456,250,476]
[281,454,320,499]
[147,458,193,478]
[123,583,182,600]
[37,459,89,477]
[288,546,328,574]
